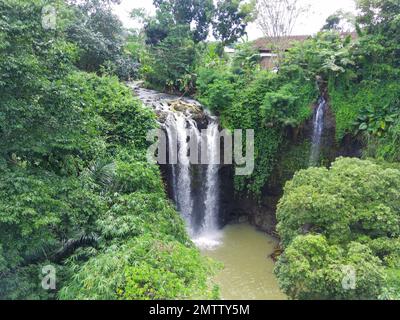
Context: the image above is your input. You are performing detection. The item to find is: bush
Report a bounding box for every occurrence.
[275,235,384,300]
[196,66,238,114]
[98,192,187,244]
[59,236,219,300]
[276,158,400,299]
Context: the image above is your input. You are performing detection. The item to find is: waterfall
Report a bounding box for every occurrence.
[131,83,221,247]
[173,114,195,234]
[165,115,178,204]
[202,119,220,235]
[309,97,327,166]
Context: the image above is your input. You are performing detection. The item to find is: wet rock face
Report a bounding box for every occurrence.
[230,97,363,235]
[129,82,209,129]
[319,96,363,161]
[320,101,338,163]
[337,134,364,158]
[231,195,279,236]
[219,164,235,227]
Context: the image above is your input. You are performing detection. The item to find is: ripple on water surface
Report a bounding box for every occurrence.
[199,223,286,300]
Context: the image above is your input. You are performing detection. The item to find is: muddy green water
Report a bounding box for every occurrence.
[201,223,286,300]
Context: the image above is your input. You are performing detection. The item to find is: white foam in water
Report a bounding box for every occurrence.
[193,231,223,250]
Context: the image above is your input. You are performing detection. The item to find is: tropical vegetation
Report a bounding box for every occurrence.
[1,0,399,300]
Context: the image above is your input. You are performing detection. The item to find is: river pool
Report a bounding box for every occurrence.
[200,223,286,300]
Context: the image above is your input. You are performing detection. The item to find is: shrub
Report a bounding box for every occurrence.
[276,158,400,299]
[59,236,219,300]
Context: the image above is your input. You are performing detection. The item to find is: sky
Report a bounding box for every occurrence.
[113,0,357,40]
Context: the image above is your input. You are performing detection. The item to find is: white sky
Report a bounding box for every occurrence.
[113,0,357,40]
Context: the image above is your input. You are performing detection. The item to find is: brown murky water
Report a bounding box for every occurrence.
[201,223,286,300]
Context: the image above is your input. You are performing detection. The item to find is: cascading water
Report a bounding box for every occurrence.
[193,118,222,248]
[131,83,286,298]
[309,97,327,166]
[168,114,194,233]
[202,119,220,233]
[164,116,178,204]
[130,83,221,247]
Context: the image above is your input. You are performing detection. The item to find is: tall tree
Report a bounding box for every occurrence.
[212,0,256,45]
[150,0,214,43]
[134,0,254,91]
[356,0,400,33]
[322,10,355,32]
[255,0,309,64]
[143,0,254,45]
[66,0,138,79]
[355,0,400,66]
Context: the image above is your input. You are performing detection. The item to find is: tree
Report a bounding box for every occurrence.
[145,25,198,93]
[322,10,355,32]
[276,158,400,299]
[255,0,309,64]
[212,0,256,45]
[148,0,215,44]
[66,0,139,79]
[280,32,354,82]
[141,0,254,45]
[130,0,255,91]
[355,0,400,67]
[356,0,400,33]
[275,235,384,300]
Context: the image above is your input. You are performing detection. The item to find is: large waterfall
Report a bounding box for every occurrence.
[165,113,196,233]
[309,97,327,166]
[202,118,220,234]
[131,83,222,248]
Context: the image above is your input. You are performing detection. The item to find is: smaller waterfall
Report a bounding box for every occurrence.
[309,97,327,166]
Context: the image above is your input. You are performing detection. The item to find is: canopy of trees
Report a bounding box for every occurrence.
[276,158,400,299]
[134,0,254,92]
[0,0,218,300]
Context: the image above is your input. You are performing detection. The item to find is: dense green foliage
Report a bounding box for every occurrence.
[61,0,140,79]
[2,0,400,301]
[196,1,399,197]
[136,0,254,92]
[196,42,318,196]
[276,158,400,299]
[144,25,198,93]
[328,0,400,161]
[194,0,400,300]
[0,0,217,300]
[271,1,400,299]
